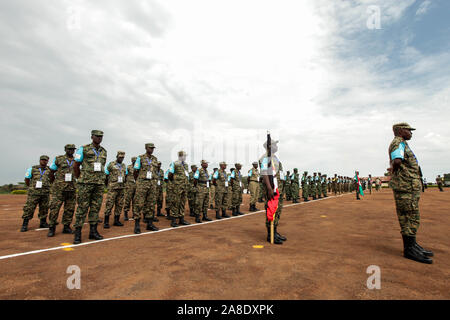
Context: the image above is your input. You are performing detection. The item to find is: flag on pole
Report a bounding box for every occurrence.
[355,173,364,196]
[266,188,280,222]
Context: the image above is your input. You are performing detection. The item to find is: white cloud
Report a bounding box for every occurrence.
[416,0,432,16]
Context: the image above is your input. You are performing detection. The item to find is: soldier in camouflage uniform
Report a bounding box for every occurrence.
[389,122,433,264]
[212,162,230,219]
[20,155,51,232]
[309,173,317,200]
[133,143,159,234]
[103,151,127,228]
[230,163,244,216]
[290,168,300,203]
[164,168,173,220]
[247,162,260,211]
[187,164,198,217]
[321,174,328,197]
[260,139,286,245]
[168,151,191,227]
[301,171,309,202]
[436,175,444,192]
[47,144,77,236]
[72,130,106,244]
[210,168,217,209]
[193,160,212,223]
[227,168,234,211]
[123,156,137,221]
[155,161,164,217]
[285,170,291,201]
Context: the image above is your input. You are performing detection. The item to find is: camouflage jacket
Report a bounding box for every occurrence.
[213,169,228,191]
[25,165,52,194]
[106,161,127,190]
[75,143,107,185]
[126,164,136,186]
[49,155,76,192]
[134,154,158,186]
[248,168,260,182]
[388,136,421,192]
[170,160,189,186]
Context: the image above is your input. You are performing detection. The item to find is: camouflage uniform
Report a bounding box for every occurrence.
[187,167,197,215]
[285,171,292,201]
[104,159,127,218]
[164,169,173,213]
[227,170,234,210]
[321,175,328,197]
[73,143,107,228]
[209,170,217,209]
[123,160,137,219]
[156,167,164,212]
[169,160,189,218]
[248,165,260,207]
[290,171,300,201]
[22,164,51,221]
[389,136,422,236]
[301,172,309,201]
[48,154,76,227]
[231,166,243,210]
[310,174,317,199]
[133,153,158,220]
[213,165,230,218]
[194,165,211,220]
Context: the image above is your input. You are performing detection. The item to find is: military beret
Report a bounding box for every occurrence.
[117,151,125,157]
[178,151,187,157]
[91,130,104,136]
[393,122,416,131]
[191,164,197,169]
[40,155,49,161]
[145,143,155,148]
[131,157,137,162]
[235,163,241,167]
[252,161,258,165]
[65,144,76,150]
[219,162,227,166]
[201,160,209,164]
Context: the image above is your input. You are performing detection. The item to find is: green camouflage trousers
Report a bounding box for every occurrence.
[291,182,299,200]
[249,181,259,205]
[215,187,228,211]
[322,184,327,197]
[104,188,124,217]
[195,184,209,215]
[210,185,216,209]
[227,186,233,210]
[165,181,174,210]
[231,182,243,207]
[187,187,197,212]
[22,192,50,221]
[74,183,104,228]
[394,191,421,236]
[123,184,136,215]
[48,189,76,227]
[302,184,309,199]
[134,182,156,220]
[171,183,187,218]
[156,184,163,209]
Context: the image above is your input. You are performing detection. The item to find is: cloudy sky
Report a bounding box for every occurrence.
[1,0,449,184]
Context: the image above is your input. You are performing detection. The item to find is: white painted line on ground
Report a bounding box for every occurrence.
[0,193,353,261]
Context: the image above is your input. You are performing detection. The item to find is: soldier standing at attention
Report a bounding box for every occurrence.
[290,168,300,203]
[164,168,173,220]
[213,162,230,219]
[194,160,212,223]
[327,177,332,194]
[321,174,328,197]
[72,130,106,244]
[133,143,159,234]
[168,151,191,228]
[310,172,317,200]
[389,122,433,264]
[123,156,137,221]
[21,155,51,232]
[231,163,244,216]
[260,139,286,245]
[285,170,291,201]
[210,168,218,209]
[103,151,127,228]
[436,175,444,192]
[368,174,373,194]
[301,171,309,202]
[247,161,260,212]
[47,145,77,236]
[155,161,165,217]
[332,174,338,195]
[375,177,381,191]
[227,168,234,212]
[188,165,198,217]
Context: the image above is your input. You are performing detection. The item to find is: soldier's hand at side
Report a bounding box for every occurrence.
[267,187,274,200]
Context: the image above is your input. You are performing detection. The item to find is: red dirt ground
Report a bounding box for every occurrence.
[0,189,448,300]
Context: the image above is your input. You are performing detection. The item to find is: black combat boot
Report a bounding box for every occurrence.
[195,214,202,223]
[166,208,171,220]
[170,216,179,228]
[146,218,159,231]
[236,205,244,215]
[189,208,195,217]
[249,204,254,212]
[222,209,230,218]
[232,207,238,216]
[20,219,29,232]
[266,226,282,245]
[210,204,214,209]
[39,218,49,228]
[202,211,212,222]
[157,208,164,217]
[402,235,432,264]
[73,227,82,244]
[134,219,141,234]
[62,224,73,234]
[258,197,264,203]
[113,215,124,227]
[124,211,129,221]
[215,210,222,219]
[179,217,190,225]
[103,215,110,229]
[312,196,316,200]
[153,216,159,222]
[47,225,56,237]
[275,226,286,241]
[303,198,309,202]
[413,236,434,257]
[89,224,103,240]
